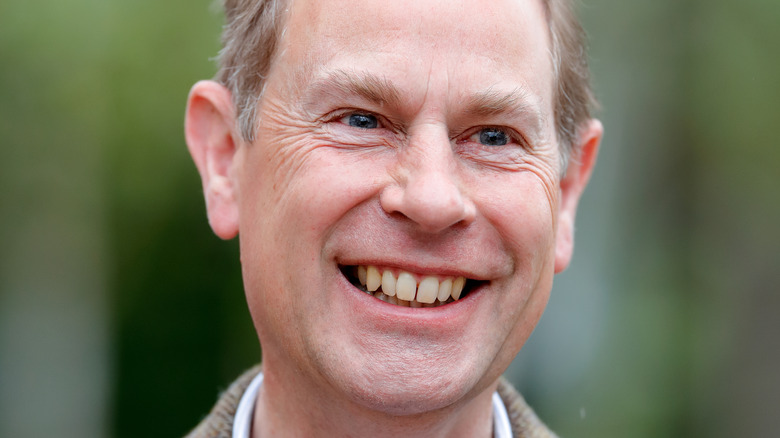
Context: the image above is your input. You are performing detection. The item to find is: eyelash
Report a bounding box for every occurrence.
[327,109,527,149]
[328,110,390,130]
[458,126,527,149]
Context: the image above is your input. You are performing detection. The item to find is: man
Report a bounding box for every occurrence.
[184,0,602,436]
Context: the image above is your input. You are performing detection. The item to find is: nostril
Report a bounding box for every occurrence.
[379,184,405,216]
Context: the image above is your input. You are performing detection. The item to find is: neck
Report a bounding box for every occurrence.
[252,359,497,438]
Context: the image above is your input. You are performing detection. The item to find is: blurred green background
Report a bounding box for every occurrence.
[1,1,778,437]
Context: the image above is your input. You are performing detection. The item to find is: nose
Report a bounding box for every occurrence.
[380,130,476,233]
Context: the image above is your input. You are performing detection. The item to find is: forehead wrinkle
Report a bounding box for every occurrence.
[301,69,402,111]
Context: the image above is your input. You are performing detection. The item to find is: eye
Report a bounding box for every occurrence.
[342,113,379,129]
[472,127,510,146]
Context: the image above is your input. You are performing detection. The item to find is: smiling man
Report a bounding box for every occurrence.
[184,0,601,436]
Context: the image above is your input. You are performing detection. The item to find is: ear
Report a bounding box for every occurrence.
[554,119,603,273]
[184,80,241,240]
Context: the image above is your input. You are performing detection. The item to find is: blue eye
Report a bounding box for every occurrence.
[477,128,509,146]
[347,113,379,129]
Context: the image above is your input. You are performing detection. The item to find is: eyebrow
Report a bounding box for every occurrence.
[462,86,545,132]
[301,70,545,137]
[302,69,402,110]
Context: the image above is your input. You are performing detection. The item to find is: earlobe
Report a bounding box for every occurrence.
[554,119,603,273]
[185,80,241,240]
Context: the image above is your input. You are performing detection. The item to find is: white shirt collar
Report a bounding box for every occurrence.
[233,371,513,438]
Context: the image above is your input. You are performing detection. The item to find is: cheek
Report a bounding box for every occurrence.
[476,177,559,361]
[237,140,391,346]
[476,171,560,279]
[237,136,388,268]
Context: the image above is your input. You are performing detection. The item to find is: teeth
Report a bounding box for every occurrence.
[381,270,396,297]
[366,266,381,292]
[437,278,453,302]
[353,266,469,308]
[417,276,439,304]
[395,272,417,301]
[452,276,466,301]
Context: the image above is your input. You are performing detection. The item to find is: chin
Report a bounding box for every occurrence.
[320,347,491,416]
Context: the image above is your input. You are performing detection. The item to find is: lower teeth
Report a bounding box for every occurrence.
[368,289,452,308]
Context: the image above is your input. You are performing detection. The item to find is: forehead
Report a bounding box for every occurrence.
[273,0,553,117]
[287,0,548,54]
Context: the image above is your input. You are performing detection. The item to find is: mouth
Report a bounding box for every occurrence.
[340,265,485,308]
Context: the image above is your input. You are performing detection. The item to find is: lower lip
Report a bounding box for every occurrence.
[337,270,483,330]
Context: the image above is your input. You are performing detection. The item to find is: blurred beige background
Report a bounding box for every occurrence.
[1,1,778,437]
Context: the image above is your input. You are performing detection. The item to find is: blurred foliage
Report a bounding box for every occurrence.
[2,1,258,436]
[518,1,780,437]
[1,0,778,437]
[93,2,260,436]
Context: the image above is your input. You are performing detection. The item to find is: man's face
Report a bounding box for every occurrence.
[232,0,571,414]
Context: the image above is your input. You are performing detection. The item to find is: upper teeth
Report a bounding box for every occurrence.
[356,265,466,306]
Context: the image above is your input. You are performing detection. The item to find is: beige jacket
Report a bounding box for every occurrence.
[186,365,557,438]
